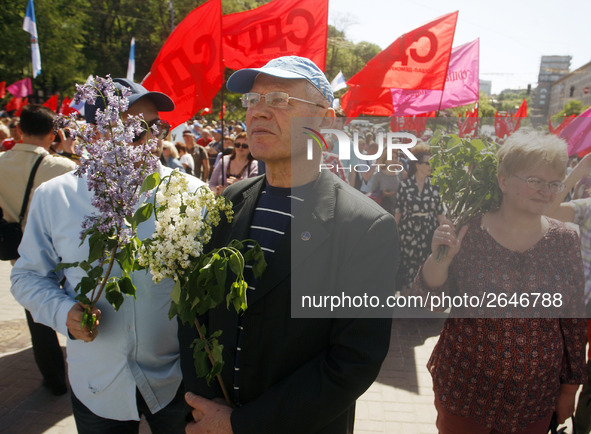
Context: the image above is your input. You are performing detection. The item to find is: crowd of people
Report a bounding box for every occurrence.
[1,56,590,434]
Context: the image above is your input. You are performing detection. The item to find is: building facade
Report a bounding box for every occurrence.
[548,61,591,116]
[532,55,571,117]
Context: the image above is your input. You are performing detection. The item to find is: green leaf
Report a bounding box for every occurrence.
[80,306,98,331]
[105,281,124,311]
[168,301,178,321]
[118,276,136,298]
[88,266,104,280]
[88,232,107,264]
[79,276,97,296]
[228,251,243,276]
[55,261,79,271]
[170,279,182,304]
[79,261,91,272]
[74,294,91,305]
[139,172,160,195]
[210,330,223,339]
[132,203,153,228]
[191,338,210,379]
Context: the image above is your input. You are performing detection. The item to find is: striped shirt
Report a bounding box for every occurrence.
[233,182,310,404]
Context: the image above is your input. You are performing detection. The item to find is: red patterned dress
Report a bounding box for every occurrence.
[415,216,587,432]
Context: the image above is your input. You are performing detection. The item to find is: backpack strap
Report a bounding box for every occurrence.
[18,155,45,225]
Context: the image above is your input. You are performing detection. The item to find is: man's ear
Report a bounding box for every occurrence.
[320,107,335,129]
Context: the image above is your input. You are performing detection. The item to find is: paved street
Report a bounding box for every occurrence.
[2,259,569,434]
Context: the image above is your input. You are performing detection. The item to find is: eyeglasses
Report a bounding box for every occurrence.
[241,92,326,109]
[513,175,565,193]
[234,143,249,149]
[133,119,170,143]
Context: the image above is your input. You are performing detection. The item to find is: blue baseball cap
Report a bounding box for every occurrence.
[226,56,334,106]
[84,78,174,124]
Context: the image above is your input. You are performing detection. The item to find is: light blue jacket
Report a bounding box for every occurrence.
[11,165,203,421]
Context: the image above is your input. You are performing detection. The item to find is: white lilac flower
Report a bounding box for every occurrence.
[139,171,233,284]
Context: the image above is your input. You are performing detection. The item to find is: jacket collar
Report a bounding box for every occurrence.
[227,171,338,305]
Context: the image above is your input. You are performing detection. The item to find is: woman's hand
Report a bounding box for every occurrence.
[431,217,468,261]
[226,176,238,186]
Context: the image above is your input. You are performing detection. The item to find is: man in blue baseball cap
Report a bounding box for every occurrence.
[179,56,398,434]
[12,78,202,433]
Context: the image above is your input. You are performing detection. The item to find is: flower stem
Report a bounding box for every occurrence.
[91,245,119,305]
[194,318,234,408]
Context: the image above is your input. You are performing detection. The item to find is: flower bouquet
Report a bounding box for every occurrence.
[138,170,266,404]
[55,76,162,329]
[429,132,502,260]
[56,75,266,405]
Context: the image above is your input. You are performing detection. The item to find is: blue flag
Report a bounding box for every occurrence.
[127,37,135,81]
[22,0,41,78]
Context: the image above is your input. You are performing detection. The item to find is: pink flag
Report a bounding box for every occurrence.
[7,78,33,98]
[390,39,479,115]
[559,107,591,156]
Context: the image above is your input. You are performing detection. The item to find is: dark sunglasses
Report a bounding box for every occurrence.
[234,143,249,149]
[133,119,170,143]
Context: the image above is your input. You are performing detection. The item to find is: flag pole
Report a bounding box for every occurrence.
[436,11,459,118]
[219,0,225,185]
[219,0,225,139]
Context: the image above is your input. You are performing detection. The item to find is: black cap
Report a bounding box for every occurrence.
[84,78,174,124]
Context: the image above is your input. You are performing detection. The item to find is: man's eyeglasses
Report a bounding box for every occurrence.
[133,119,170,143]
[241,92,326,109]
[234,143,249,149]
[513,175,565,193]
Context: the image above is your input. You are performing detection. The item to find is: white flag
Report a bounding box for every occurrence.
[127,37,135,81]
[330,71,347,93]
[22,0,41,78]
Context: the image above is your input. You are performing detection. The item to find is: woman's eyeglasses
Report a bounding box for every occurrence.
[234,143,249,149]
[513,175,565,193]
[132,119,170,143]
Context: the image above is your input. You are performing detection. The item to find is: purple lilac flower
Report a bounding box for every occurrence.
[63,76,159,244]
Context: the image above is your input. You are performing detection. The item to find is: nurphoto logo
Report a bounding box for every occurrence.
[305,128,419,174]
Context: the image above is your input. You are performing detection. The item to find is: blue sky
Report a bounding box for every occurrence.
[328,0,590,94]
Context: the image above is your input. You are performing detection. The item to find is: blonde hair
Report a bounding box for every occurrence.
[161,140,180,159]
[497,131,568,179]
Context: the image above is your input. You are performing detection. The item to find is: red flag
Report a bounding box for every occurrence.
[549,114,576,135]
[7,78,33,98]
[59,96,78,115]
[348,12,458,90]
[341,86,393,118]
[222,0,328,70]
[0,81,5,99]
[43,94,58,112]
[17,98,28,116]
[342,12,457,117]
[142,0,222,128]
[6,97,23,113]
[458,105,478,137]
[494,112,512,140]
[514,99,527,118]
[6,97,28,116]
[512,98,527,131]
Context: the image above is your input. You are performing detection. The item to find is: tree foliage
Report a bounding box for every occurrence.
[556,100,589,117]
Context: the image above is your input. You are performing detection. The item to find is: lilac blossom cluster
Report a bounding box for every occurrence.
[57,76,160,244]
